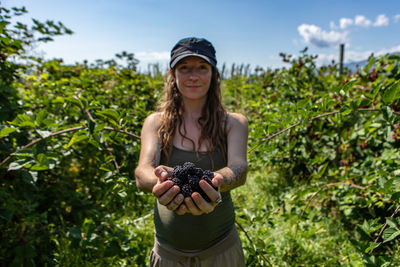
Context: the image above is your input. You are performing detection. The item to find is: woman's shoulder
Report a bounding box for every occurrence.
[226,112,248,127]
[143,112,163,129]
[225,112,248,135]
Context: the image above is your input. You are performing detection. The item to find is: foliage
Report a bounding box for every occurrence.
[1,5,400,266]
[225,50,400,266]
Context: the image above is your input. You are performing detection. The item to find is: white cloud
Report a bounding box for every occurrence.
[355,15,372,27]
[376,44,400,56]
[330,21,337,29]
[340,18,353,29]
[345,50,375,62]
[373,14,389,27]
[315,53,336,65]
[345,45,400,62]
[313,44,400,66]
[298,24,347,48]
[393,14,400,23]
[135,51,170,62]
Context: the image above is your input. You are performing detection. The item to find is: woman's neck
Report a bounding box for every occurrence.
[181,98,205,119]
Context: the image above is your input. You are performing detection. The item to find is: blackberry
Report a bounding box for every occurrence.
[188,174,200,191]
[193,167,203,178]
[171,177,183,187]
[203,170,213,179]
[163,162,216,202]
[173,166,187,183]
[181,184,193,197]
[183,162,195,170]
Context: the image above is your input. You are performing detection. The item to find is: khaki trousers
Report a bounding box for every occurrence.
[150,226,245,267]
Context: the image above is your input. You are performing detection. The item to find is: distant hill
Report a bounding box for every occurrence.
[344,52,400,71]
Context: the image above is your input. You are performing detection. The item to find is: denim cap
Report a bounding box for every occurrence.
[169,37,217,69]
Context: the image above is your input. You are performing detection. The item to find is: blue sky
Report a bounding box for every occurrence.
[4,0,400,72]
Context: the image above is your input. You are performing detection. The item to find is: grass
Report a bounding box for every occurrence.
[232,167,371,266]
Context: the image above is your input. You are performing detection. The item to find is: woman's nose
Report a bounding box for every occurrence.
[188,71,199,80]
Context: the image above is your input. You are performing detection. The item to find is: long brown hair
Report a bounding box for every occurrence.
[157,66,227,162]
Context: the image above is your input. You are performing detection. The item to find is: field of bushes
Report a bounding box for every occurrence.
[1,6,400,266]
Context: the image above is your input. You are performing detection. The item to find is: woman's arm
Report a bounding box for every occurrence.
[214,112,248,192]
[183,112,248,215]
[134,113,187,213]
[134,113,163,192]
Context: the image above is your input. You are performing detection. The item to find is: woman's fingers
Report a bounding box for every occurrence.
[154,165,173,181]
[199,180,220,203]
[191,192,214,213]
[175,202,188,215]
[190,180,222,213]
[166,193,184,211]
[211,172,224,188]
[157,185,180,206]
[152,179,173,198]
[184,197,203,215]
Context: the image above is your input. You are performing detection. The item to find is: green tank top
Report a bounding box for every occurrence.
[154,146,235,250]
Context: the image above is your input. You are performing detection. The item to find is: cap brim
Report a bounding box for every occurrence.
[170,53,215,69]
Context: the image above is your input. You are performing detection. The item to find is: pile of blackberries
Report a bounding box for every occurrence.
[166,162,216,202]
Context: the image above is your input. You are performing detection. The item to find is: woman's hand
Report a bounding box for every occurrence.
[183,172,223,215]
[152,165,187,213]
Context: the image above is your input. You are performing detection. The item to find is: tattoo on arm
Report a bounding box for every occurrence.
[218,164,248,191]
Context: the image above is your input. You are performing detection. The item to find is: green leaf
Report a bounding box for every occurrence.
[382,82,400,104]
[65,132,88,148]
[10,114,35,127]
[390,192,400,202]
[0,21,10,31]
[340,107,352,116]
[96,109,120,123]
[0,127,16,138]
[37,153,47,164]
[30,163,49,171]
[365,242,381,253]
[296,98,309,109]
[66,96,83,109]
[382,227,400,243]
[8,159,34,171]
[386,217,400,230]
[381,105,393,122]
[342,79,358,93]
[36,109,48,125]
[94,123,107,133]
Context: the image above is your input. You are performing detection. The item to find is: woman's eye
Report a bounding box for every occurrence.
[178,66,189,72]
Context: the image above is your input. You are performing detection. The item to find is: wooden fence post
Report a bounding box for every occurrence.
[339,43,344,75]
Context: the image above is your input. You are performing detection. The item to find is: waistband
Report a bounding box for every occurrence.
[153,225,239,261]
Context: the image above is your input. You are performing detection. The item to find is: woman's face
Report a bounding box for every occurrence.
[173,56,212,102]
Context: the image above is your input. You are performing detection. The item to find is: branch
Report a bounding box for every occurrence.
[0,124,140,168]
[293,181,396,241]
[85,109,119,170]
[370,203,400,254]
[248,111,339,153]
[248,107,391,154]
[0,125,85,167]
[104,127,140,139]
[235,220,273,267]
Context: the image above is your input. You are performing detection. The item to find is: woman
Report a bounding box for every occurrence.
[134,37,248,266]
